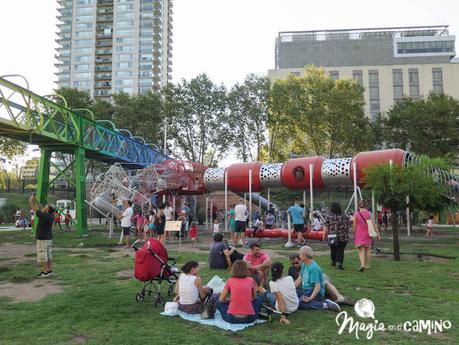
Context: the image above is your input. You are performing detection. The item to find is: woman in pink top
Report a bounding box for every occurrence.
[217,260,263,324]
[353,200,380,272]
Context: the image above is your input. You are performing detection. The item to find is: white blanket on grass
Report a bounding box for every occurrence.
[161,309,265,332]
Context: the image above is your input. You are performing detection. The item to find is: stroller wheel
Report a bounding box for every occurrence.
[267,313,273,323]
[136,292,145,302]
[155,296,165,307]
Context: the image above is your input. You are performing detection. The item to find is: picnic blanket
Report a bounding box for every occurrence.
[161,309,265,332]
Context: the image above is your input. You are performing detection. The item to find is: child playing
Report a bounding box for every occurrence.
[425,215,434,237]
[64,210,72,231]
[189,221,198,247]
[213,218,220,234]
[146,212,156,238]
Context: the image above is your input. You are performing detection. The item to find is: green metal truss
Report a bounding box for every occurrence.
[0,76,169,235]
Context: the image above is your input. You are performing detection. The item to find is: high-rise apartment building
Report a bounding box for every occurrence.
[269,26,458,120]
[55,0,173,99]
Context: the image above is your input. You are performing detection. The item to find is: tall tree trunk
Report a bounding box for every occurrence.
[392,213,401,261]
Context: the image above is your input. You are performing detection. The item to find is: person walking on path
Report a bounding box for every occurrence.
[117,200,134,248]
[287,200,305,246]
[353,200,380,272]
[228,204,236,244]
[323,202,350,270]
[234,198,248,246]
[29,193,55,278]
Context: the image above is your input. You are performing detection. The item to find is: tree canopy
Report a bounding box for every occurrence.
[267,66,373,160]
[363,157,451,260]
[377,93,459,161]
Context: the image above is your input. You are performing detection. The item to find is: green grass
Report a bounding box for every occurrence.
[0,228,458,345]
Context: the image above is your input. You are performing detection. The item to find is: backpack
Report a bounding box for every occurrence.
[200,295,216,319]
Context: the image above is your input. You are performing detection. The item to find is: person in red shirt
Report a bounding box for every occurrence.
[189,221,198,247]
[243,242,272,286]
[216,260,263,324]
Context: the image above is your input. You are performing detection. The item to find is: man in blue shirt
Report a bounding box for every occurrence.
[294,246,340,312]
[287,200,305,246]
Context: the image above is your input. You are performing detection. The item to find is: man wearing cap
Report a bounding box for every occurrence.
[29,193,55,278]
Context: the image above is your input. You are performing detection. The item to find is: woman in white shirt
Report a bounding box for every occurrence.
[174,261,212,314]
[263,262,299,324]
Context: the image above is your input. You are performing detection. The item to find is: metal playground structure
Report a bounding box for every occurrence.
[1,75,458,238]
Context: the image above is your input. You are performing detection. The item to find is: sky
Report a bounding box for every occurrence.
[0,0,457,94]
[0,0,458,167]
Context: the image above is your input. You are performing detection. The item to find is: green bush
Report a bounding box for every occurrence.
[0,203,20,224]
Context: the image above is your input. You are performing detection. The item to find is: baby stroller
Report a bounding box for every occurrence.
[133,238,179,307]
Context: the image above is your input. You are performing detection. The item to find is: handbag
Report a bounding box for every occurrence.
[358,212,378,238]
[327,233,338,246]
[200,296,216,319]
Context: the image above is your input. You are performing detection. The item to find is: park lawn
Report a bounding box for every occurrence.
[0,228,458,345]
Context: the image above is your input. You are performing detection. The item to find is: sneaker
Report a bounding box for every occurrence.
[337,296,355,306]
[338,265,344,270]
[325,299,341,312]
[37,271,46,278]
[44,271,54,277]
[358,267,365,272]
[331,262,336,267]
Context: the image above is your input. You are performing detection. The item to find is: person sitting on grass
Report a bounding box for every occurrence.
[288,253,354,306]
[243,242,272,287]
[261,262,299,325]
[294,246,341,312]
[209,233,239,269]
[216,260,263,324]
[174,261,213,314]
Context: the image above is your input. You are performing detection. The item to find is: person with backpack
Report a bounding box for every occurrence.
[323,202,350,270]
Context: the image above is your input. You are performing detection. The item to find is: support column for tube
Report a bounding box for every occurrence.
[285,213,294,248]
[406,195,411,236]
[371,190,376,223]
[249,169,252,229]
[205,196,209,231]
[353,162,358,213]
[210,197,213,231]
[74,147,88,236]
[309,164,314,225]
[224,170,228,232]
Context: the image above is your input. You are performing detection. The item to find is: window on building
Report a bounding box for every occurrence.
[115,87,133,93]
[116,62,132,69]
[140,54,153,62]
[75,47,92,54]
[432,68,443,94]
[329,70,339,80]
[116,37,133,43]
[368,70,380,120]
[75,31,92,39]
[77,0,92,5]
[116,70,133,77]
[117,4,134,11]
[77,7,93,14]
[74,80,91,88]
[352,70,363,87]
[139,71,152,78]
[75,23,92,30]
[397,40,455,55]
[74,72,91,79]
[116,29,133,36]
[74,64,91,71]
[117,54,133,61]
[75,39,92,46]
[392,69,403,101]
[408,68,420,99]
[115,45,132,52]
[76,15,93,22]
[116,20,134,28]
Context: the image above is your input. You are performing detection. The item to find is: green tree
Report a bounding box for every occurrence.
[380,93,459,160]
[363,157,450,261]
[0,138,26,159]
[112,91,164,147]
[268,66,373,159]
[228,74,270,162]
[165,74,231,166]
[55,87,94,116]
